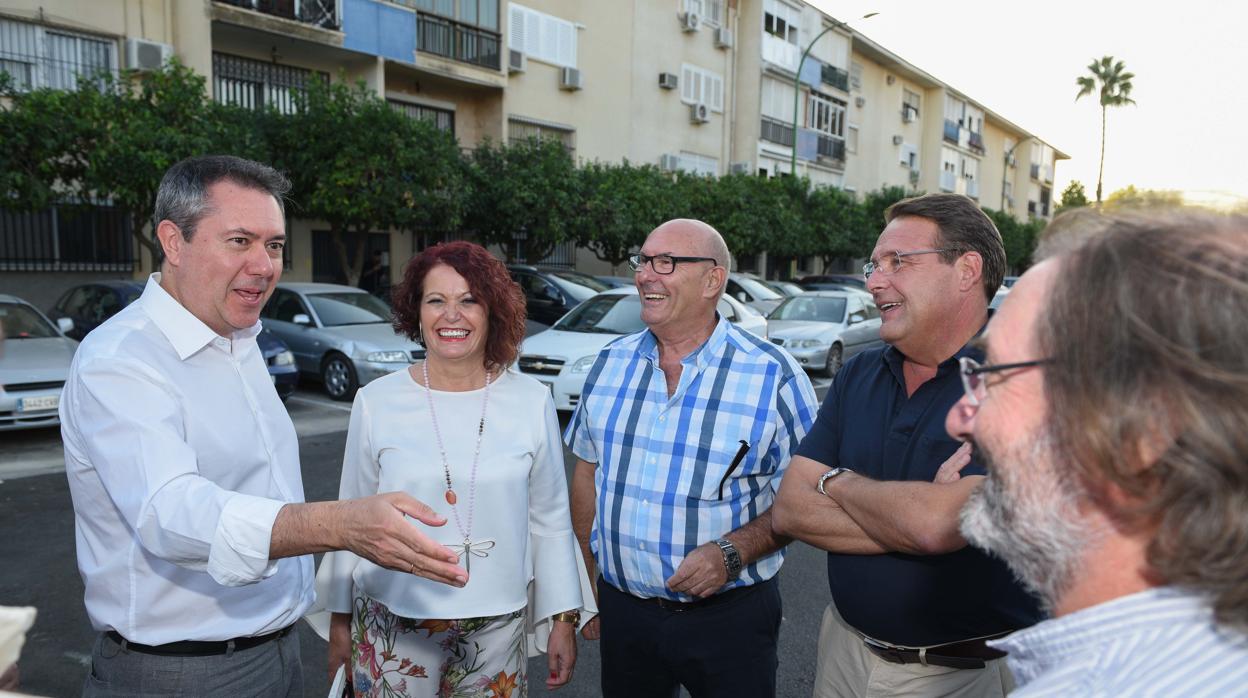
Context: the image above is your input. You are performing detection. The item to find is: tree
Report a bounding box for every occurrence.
[856,186,916,254]
[983,208,1044,273]
[804,185,865,268]
[574,161,678,267]
[1056,181,1089,213]
[1103,185,1184,210]
[1076,56,1136,205]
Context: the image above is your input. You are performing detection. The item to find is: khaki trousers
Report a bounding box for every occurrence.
[812,603,1014,698]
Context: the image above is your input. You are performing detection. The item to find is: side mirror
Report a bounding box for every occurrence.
[292,313,312,326]
[57,317,74,334]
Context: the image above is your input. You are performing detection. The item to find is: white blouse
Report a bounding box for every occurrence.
[313,367,593,646]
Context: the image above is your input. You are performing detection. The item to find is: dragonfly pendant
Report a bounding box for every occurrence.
[456,538,495,574]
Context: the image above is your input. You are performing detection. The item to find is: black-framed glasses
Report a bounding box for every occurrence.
[958,356,1052,407]
[862,248,951,279]
[628,253,718,275]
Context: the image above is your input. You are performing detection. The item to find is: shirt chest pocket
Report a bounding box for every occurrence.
[694,439,768,501]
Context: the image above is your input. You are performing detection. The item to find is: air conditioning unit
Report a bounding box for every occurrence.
[855,96,865,108]
[559,67,583,91]
[715,27,733,49]
[681,12,701,32]
[892,135,904,146]
[126,37,173,72]
[902,107,917,123]
[729,161,752,175]
[689,102,710,124]
[508,49,527,74]
[658,72,679,90]
[660,153,682,171]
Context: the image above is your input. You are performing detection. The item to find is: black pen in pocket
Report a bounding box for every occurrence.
[717,440,752,500]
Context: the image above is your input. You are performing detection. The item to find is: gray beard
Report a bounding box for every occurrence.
[960,431,1095,613]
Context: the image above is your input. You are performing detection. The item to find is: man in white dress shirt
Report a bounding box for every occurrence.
[61,155,468,697]
[945,210,1248,696]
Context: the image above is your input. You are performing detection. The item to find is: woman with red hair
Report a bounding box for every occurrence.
[314,241,594,697]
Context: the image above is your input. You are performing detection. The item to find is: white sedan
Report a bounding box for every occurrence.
[517,287,766,412]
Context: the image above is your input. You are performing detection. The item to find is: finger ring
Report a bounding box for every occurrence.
[410,562,417,575]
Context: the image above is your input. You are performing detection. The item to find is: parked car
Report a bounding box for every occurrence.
[261,283,424,401]
[800,282,873,297]
[766,291,883,377]
[991,286,1010,310]
[1001,275,1020,288]
[48,280,298,401]
[594,275,635,288]
[799,274,867,290]
[0,295,78,431]
[517,287,766,411]
[762,279,806,297]
[507,265,612,326]
[726,272,785,315]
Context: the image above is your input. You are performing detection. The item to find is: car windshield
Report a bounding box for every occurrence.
[734,276,782,300]
[549,273,609,302]
[0,302,58,339]
[307,292,392,327]
[553,295,646,334]
[770,296,847,323]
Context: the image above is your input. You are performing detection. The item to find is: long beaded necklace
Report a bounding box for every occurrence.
[423,359,495,573]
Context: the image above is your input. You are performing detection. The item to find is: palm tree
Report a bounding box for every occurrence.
[1076,56,1136,205]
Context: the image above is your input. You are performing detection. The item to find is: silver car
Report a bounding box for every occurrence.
[260,283,425,401]
[766,291,883,377]
[0,295,78,431]
[726,272,786,315]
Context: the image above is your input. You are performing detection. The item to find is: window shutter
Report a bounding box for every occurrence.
[508,6,525,50]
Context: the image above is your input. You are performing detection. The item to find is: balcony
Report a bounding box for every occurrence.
[816,134,846,163]
[821,64,849,92]
[967,131,985,154]
[940,171,956,192]
[943,119,959,144]
[762,34,800,73]
[1030,163,1041,180]
[216,0,339,30]
[417,11,501,70]
[761,117,794,147]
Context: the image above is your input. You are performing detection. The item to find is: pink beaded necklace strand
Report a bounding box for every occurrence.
[422,359,495,572]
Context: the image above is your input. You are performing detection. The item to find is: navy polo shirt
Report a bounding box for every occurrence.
[795,342,1043,647]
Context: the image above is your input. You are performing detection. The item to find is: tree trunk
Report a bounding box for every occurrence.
[1096,105,1107,205]
[330,227,357,287]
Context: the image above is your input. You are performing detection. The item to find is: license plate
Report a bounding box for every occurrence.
[17,395,59,412]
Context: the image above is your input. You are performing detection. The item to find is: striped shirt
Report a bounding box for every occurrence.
[566,315,818,601]
[993,586,1248,697]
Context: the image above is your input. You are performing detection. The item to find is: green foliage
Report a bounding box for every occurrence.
[1056,181,1089,213]
[984,208,1044,273]
[805,184,865,266]
[574,161,678,266]
[1103,185,1184,210]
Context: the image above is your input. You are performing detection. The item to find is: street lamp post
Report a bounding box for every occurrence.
[789,13,876,176]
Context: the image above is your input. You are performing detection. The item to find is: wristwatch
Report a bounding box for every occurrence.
[715,538,743,580]
[816,467,852,496]
[551,610,581,625]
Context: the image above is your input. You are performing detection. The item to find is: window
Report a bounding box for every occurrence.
[763,0,800,44]
[684,0,724,26]
[902,89,920,119]
[806,92,846,137]
[678,151,719,176]
[508,3,576,67]
[847,124,859,154]
[0,18,116,92]
[899,143,918,169]
[0,204,134,272]
[680,64,724,112]
[760,76,795,121]
[408,0,499,30]
[509,117,575,155]
[212,53,320,114]
[388,99,455,134]
[964,104,984,134]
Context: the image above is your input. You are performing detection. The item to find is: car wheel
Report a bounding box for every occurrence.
[823,343,843,378]
[321,353,359,401]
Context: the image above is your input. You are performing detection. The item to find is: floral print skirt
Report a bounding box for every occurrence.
[350,592,528,698]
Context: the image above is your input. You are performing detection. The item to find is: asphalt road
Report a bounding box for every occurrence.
[0,379,833,697]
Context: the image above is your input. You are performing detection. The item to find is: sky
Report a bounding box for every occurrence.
[809,0,1248,208]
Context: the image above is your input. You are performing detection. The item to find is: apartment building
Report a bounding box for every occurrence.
[0,0,1064,305]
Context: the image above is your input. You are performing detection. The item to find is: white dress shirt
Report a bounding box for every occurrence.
[993,586,1248,697]
[314,368,592,647]
[60,274,313,644]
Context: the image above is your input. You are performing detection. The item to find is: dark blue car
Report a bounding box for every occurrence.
[48,280,298,401]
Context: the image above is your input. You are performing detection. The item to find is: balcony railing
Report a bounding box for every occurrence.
[816,134,845,163]
[216,0,339,30]
[762,34,799,73]
[943,119,959,144]
[417,11,501,70]
[761,117,794,147]
[821,64,849,92]
[967,131,985,154]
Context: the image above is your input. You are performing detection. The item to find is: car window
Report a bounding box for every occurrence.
[548,270,610,294]
[847,299,868,325]
[864,299,880,319]
[514,272,560,301]
[95,290,121,320]
[771,296,847,322]
[265,290,309,323]
[717,298,738,322]
[307,292,391,326]
[58,286,95,316]
[0,302,58,339]
[732,276,782,301]
[726,280,751,302]
[553,295,647,334]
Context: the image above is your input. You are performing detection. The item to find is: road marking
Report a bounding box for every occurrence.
[288,395,353,413]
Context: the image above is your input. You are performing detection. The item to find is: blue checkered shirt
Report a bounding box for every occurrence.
[566,316,818,601]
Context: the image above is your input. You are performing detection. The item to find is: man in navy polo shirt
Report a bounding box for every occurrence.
[773,193,1042,697]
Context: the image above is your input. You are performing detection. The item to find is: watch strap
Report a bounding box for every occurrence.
[817,467,852,495]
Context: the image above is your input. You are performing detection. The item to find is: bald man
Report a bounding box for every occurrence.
[566,220,818,697]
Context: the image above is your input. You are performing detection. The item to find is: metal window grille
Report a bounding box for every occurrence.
[212,52,319,114]
[0,204,135,271]
[387,100,455,134]
[0,18,116,92]
[508,119,575,156]
[215,0,340,30]
[760,117,794,146]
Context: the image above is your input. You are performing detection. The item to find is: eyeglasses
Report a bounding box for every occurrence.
[958,356,1052,407]
[628,253,719,275]
[862,249,951,279]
